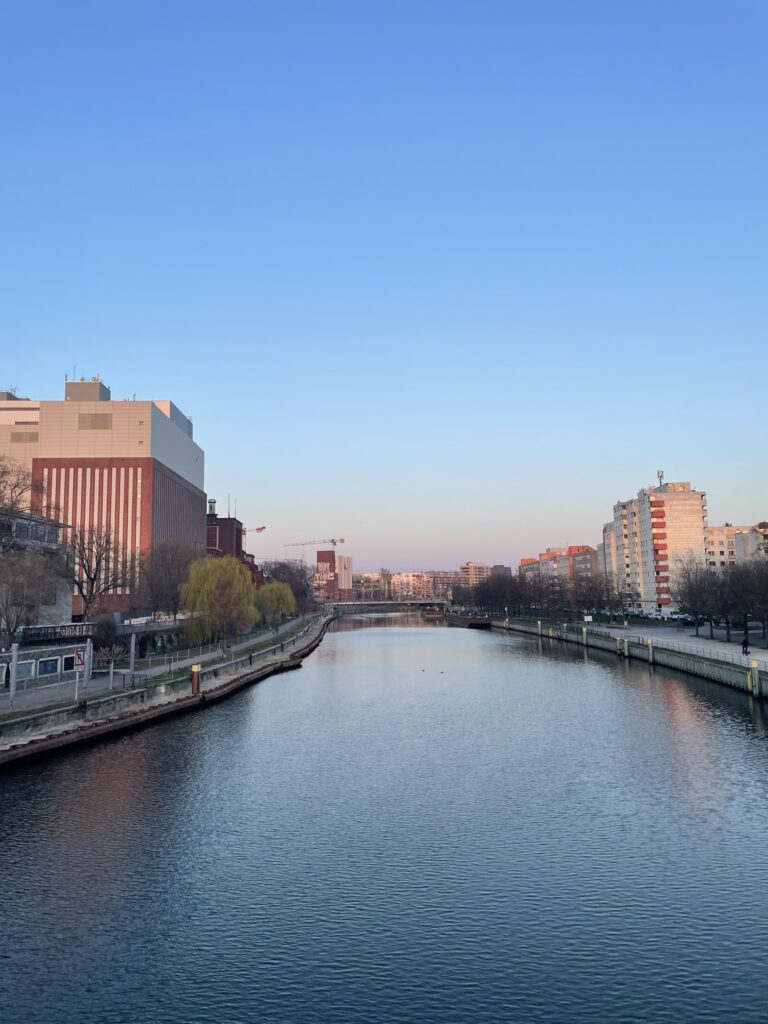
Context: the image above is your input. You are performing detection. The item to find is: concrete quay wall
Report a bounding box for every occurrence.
[494,619,765,698]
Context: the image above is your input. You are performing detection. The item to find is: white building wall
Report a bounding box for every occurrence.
[149,404,204,488]
[335,554,353,591]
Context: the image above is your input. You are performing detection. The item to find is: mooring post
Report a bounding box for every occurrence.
[9,642,18,711]
[749,659,759,697]
[129,633,137,678]
[582,627,587,646]
[647,638,654,665]
[537,620,542,637]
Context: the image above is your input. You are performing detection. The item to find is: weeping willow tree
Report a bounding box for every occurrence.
[180,556,257,643]
[254,581,296,624]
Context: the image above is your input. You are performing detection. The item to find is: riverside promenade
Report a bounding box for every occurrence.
[0,614,334,767]
[0,615,310,718]
[592,622,768,669]
[495,617,768,698]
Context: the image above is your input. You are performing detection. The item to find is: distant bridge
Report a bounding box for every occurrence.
[333,600,448,614]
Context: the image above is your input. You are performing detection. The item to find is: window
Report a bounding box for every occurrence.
[78,413,113,430]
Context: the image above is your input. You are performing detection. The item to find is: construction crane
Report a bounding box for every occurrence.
[285,537,345,548]
[243,526,267,534]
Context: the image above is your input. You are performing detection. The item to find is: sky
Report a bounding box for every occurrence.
[1,0,766,570]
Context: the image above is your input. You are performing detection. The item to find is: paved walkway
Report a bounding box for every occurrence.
[588,623,768,669]
[0,616,315,718]
[0,616,330,754]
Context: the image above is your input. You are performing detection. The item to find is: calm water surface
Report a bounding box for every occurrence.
[3,614,768,1023]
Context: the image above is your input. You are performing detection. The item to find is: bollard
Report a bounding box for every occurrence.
[647,638,654,665]
[749,660,759,697]
[191,663,201,695]
[582,627,587,646]
[537,620,542,637]
[9,643,18,711]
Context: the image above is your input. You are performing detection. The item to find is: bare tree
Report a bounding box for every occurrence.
[0,455,44,516]
[140,541,197,618]
[671,552,710,636]
[0,549,52,648]
[68,526,127,620]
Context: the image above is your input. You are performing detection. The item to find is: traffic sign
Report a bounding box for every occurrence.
[74,649,85,667]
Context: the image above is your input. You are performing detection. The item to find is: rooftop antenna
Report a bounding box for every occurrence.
[657,469,664,488]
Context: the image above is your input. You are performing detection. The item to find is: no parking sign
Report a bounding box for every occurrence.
[74,649,85,668]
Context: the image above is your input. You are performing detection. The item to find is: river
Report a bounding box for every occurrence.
[2,612,768,1023]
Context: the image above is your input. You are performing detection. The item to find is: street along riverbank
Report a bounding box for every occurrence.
[494,617,768,698]
[0,615,334,769]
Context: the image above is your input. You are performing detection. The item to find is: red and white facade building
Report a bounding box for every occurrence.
[637,481,707,611]
[0,378,206,615]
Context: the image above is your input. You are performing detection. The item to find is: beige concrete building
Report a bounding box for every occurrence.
[704,525,753,570]
[734,525,768,563]
[390,572,434,599]
[601,498,644,609]
[459,562,492,588]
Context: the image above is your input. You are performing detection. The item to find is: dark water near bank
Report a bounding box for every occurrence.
[3,613,768,1023]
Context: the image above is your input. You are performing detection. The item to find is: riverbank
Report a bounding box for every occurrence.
[0,614,334,769]
[495,617,768,698]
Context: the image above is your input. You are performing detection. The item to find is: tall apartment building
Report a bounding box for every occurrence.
[0,379,206,614]
[601,479,708,612]
[637,481,707,610]
[602,498,644,609]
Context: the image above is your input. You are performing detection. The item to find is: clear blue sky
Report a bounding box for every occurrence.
[2,1,766,570]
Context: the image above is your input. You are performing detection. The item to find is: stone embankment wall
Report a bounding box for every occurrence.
[495,619,765,698]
